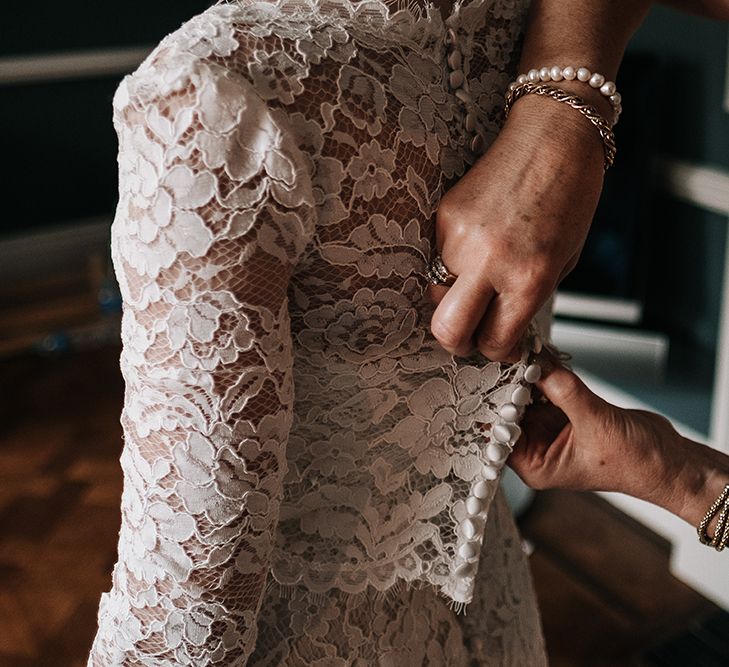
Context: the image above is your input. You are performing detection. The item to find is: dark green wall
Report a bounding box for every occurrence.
[624,6,728,392]
[627,5,729,170]
[2,1,212,56]
[1,1,212,237]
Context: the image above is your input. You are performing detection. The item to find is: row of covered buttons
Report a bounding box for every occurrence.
[444,27,486,156]
[453,335,545,578]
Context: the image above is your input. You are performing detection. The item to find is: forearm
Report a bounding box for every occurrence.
[515,0,654,117]
[656,435,729,536]
[519,0,653,75]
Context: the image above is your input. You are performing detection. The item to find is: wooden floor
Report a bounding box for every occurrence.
[0,346,720,666]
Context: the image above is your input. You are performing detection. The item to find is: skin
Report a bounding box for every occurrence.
[508,349,729,539]
[428,0,727,361]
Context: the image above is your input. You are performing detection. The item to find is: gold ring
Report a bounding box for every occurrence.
[425,254,458,287]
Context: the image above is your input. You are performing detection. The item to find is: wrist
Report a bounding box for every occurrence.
[661,437,729,529]
[545,77,616,124]
[503,91,607,172]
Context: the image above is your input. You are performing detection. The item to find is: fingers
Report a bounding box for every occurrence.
[427,283,450,307]
[474,290,546,362]
[429,273,496,357]
[534,356,596,422]
[507,401,572,490]
[429,281,546,362]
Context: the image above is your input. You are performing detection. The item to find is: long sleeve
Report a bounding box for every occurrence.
[87,48,316,666]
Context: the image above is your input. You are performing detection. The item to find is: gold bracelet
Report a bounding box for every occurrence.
[697,482,729,551]
[503,82,617,172]
[716,506,729,551]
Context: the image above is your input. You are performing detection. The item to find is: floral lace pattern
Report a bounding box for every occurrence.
[88,0,550,664]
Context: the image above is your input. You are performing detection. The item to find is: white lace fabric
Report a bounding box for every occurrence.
[88,0,551,663]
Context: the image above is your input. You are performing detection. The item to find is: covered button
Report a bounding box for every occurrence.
[459,541,480,559]
[472,480,489,499]
[499,402,519,422]
[492,423,514,443]
[454,561,474,577]
[486,442,507,463]
[482,464,498,480]
[465,495,483,516]
[511,385,531,406]
[470,133,485,153]
[461,517,477,539]
[455,88,472,104]
[524,363,542,383]
[449,69,465,88]
[465,112,477,132]
[447,49,462,70]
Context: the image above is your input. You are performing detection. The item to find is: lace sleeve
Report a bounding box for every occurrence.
[87,49,316,666]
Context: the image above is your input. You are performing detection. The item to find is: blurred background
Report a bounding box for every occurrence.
[1,1,728,665]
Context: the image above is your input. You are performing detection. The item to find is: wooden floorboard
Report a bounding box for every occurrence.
[0,346,721,665]
[517,490,719,665]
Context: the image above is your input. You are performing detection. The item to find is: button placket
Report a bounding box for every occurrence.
[444,26,486,158]
[487,336,545,469]
[446,24,548,583]
[452,336,547,579]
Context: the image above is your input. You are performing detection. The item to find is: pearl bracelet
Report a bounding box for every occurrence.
[508,66,622,125]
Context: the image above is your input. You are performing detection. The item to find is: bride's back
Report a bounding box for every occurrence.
[87,1,549,664]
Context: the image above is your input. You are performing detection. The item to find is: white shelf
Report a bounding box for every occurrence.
[0,46,151,85]
[553,291,643,324]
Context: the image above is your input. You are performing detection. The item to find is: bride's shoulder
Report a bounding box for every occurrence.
[113,0,356,113]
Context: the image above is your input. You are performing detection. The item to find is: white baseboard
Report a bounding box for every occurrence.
[551,319,669,383]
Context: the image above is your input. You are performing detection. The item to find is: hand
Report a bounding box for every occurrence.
[428,94,606,362]
[509,350,729,534]
[507,349,686,509]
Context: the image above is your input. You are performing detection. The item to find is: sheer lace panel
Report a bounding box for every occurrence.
[88,0,550,664]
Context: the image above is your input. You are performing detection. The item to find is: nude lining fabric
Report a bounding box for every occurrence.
[88,0,551,663]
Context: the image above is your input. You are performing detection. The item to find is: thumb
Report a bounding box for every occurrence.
[535,363,596,424]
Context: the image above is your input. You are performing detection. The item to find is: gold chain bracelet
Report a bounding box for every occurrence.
[697,482,729,551]
[503,82,617,172]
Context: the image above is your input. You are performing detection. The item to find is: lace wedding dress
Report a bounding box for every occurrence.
[87,0,554,663]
